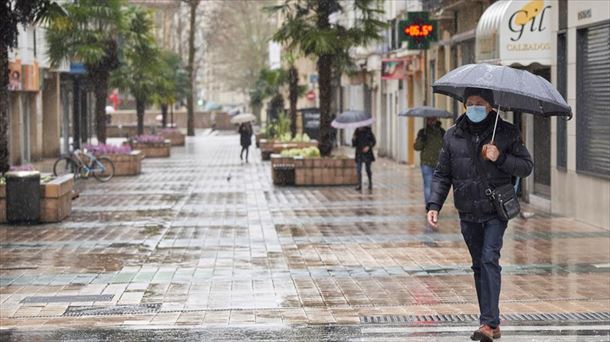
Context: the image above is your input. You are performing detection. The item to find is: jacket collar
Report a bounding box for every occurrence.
[454,111,499,139]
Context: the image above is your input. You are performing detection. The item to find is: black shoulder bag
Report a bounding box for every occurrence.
[469,141,521,221]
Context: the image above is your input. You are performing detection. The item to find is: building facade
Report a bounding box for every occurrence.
[7,24,65,166]
[550,0,610,228]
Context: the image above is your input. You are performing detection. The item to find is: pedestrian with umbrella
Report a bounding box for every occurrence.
[232,113,256,163]
[400,107,451,213]
[427,63,571,342]
[332,111,376,191]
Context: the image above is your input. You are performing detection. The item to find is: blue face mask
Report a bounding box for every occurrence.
[466,105,488,123]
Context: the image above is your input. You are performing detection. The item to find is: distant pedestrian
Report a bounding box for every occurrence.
[352,126,376,191]
[426,87,533,342]
[239,122,253,163]
[413,116,445,208]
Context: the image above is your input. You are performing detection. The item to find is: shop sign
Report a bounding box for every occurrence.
[8,60,22,91]
[502,0,552,64]
[381,59,405,80]
[477,0,554,65]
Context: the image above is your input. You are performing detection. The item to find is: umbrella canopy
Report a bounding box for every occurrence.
[432,63,571,117]
[331,110,374,129]
[230,113,256,124]
[398,106,453,118]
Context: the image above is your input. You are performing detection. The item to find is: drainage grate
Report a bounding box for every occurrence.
[63,303,161,317]
[21,295,114,304]
[360,312,610,324]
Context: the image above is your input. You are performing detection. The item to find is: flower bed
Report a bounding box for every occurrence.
[260,139,319,161]
[125,135,171,158]
[0,173,74,223]
[159,128,186,146]
[84,144,144,176]
[271,154,358,186]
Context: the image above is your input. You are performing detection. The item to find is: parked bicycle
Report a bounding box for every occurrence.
[53,148,115,182]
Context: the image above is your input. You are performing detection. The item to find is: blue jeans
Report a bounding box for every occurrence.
[356,160,372,186]
[421,165,434,205]
[460,218,507,328]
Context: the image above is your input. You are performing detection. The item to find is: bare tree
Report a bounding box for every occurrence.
[182,0,200,136]
[202,0,276,104]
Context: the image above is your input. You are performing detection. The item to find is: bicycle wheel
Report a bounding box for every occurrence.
[53,157,79,179]
[92,157,115,182]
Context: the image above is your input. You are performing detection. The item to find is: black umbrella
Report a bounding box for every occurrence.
[398,106,453,118]
[433,63,572,142]
[331,110,375,129]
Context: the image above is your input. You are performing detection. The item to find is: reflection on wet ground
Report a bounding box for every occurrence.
[1,132,608,340]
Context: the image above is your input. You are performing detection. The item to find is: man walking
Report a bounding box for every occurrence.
[414,116,445,211]
[426,87,533,341]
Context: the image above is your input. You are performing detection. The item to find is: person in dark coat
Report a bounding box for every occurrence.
[239,122,253,163]
[352,126,376,190]
[426,87,533,342]
[414,116,445,207]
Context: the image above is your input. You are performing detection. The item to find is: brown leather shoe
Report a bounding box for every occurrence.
[470,324,500,341]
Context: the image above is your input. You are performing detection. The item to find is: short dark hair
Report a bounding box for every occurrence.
[463,87,494,106]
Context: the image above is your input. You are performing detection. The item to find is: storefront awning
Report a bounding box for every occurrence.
[476,0,552,66]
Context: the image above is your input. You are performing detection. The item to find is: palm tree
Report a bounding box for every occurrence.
[46,0,125,145]
[110,6,159,136]
[152,51,188,128]
[249,68,288,123]
[269,0,385,156]
[284,52,300,138]
[1,0,65,173]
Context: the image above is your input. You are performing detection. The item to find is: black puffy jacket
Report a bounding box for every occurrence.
[352,127,376,163]
[427,111,533,223]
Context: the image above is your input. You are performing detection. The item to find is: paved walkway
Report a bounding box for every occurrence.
[1,131,609,341]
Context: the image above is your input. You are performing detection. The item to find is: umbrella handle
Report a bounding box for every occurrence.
[482,107,501,160]
[490,106,501,145]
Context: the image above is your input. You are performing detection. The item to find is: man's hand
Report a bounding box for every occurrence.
[427,210,439,228]
[482,144,500,162]
[363,146,370,153]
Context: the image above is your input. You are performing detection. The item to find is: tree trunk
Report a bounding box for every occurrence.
[316,0,333,157]
[136,98,146,135]
[186,0,199,137]
[73,78,81,150]
[288,65,298,138]
[0,45,9,173]
[317,54,333,156]
[161,103,168,128]
[92,73,108,144]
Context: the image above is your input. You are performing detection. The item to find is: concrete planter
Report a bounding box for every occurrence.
[271,155,358,186]
[0,174,74,223]
[128,140,171,158]
[159,130,186,146]
[260,140,319,161]
[100,150,144,176]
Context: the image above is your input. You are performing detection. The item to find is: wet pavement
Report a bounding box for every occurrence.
[1,130,609,341]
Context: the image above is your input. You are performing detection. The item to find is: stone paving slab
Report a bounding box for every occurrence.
[1,132,609,339]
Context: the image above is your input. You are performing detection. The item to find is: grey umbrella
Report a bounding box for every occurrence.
[433,63,572,142]
[433,63,571,117]
[398,106,453,118]
[331,110,375,129]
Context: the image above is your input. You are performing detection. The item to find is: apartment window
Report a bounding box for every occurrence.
[556,32,567,170]
[576,23,610,178]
